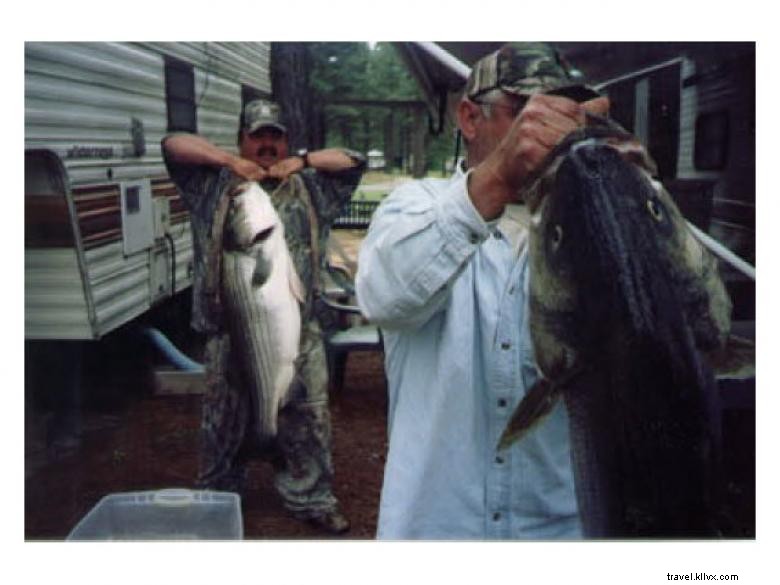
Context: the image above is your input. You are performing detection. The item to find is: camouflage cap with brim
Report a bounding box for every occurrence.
[465,42,601,102]
[242,99,287,134]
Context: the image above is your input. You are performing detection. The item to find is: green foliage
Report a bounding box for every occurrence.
[308,42,457,173]
[364,44,421,100]
[309,42,373,97]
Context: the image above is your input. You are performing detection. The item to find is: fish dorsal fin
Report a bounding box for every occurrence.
[497,378,561,451]
[286,252,305,305]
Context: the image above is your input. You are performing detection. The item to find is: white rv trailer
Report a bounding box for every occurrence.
[593,50,755,277]
[25,42,272,340]
[590,47,755,322]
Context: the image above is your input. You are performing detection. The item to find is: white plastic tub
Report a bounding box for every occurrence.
[66,489,243,541]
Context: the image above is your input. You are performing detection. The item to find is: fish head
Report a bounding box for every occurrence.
[226,181,282,251]
[526,119,729,382]
[224,180,305,302]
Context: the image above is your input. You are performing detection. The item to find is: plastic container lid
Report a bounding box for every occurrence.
[66,489,243,541]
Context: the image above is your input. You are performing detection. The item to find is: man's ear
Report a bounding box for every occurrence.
[456,99,482,143]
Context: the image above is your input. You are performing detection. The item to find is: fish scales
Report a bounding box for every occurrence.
[221,181,304,443]
[500,116,733,538]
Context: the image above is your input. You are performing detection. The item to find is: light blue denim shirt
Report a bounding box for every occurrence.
[356,167,581,540]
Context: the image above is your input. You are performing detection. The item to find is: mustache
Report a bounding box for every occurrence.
[257,146,278,157]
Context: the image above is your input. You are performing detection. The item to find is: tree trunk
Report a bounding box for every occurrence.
[411,106,427,178]
[363,113,371,155]
[308,101,326,150]
[384,110,397,170]
[401,119,410,173]
[340,119,353,149]
[270,42,311,151]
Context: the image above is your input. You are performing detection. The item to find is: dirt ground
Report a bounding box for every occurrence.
[24,339,388,540]
[24,333,756,541]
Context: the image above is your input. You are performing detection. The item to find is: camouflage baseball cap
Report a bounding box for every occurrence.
[242,99,287,134]
[465,42,600,102]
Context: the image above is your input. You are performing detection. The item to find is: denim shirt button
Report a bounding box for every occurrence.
[492,512,502,521]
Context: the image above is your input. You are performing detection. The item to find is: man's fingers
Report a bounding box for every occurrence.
[267,166,289,180]
[582,96,610,116]
[532,123,571,149]
[241,167,266,181]
[528,93,611,125]
[528,93,582,122]
[231,157,267,181]
[537,112,581,141]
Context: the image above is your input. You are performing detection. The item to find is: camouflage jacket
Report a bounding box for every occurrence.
[163,143,366,333]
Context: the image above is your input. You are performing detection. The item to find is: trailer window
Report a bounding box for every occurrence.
[125,186,140,214]
[606,82,635,134]
[694,110,730,170]
[647,63,681,180]
[165,57,197,133]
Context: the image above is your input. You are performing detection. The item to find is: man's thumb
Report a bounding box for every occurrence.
[582,96,610,116]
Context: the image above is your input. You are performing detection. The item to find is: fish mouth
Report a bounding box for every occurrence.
[521,115,657,211]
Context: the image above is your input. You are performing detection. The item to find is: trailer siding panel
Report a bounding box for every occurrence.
[25,41,271,340]
[25,249,92,339]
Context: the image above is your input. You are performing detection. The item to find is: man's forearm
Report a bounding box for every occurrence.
[163,133,238,169]
[466,161,516,221]
[163,133,266,181]
[307,148,363,172]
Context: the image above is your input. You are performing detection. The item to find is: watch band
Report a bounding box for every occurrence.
[298,149,310,168]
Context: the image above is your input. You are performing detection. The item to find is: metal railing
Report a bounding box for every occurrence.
[333,200,381,229]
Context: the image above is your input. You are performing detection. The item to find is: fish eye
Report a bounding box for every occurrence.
[551,224,563,249]
[647,198,665,222]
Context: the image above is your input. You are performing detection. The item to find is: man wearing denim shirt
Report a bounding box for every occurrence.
[356,43,611,539]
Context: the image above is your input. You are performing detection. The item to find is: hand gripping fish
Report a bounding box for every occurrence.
[497,115,749,538]
[221,181,304,443]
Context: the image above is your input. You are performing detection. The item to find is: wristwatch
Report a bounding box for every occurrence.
[297,148,310,168]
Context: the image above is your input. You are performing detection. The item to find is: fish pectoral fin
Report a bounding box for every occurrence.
[251,253,272,286]
[705,334,755,380]
[497,378,561,451]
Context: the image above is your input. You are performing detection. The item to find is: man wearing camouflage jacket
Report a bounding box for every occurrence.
[163,100,366,534]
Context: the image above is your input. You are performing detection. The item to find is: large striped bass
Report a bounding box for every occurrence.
[498,116,742,537]
[221,181,304,443]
